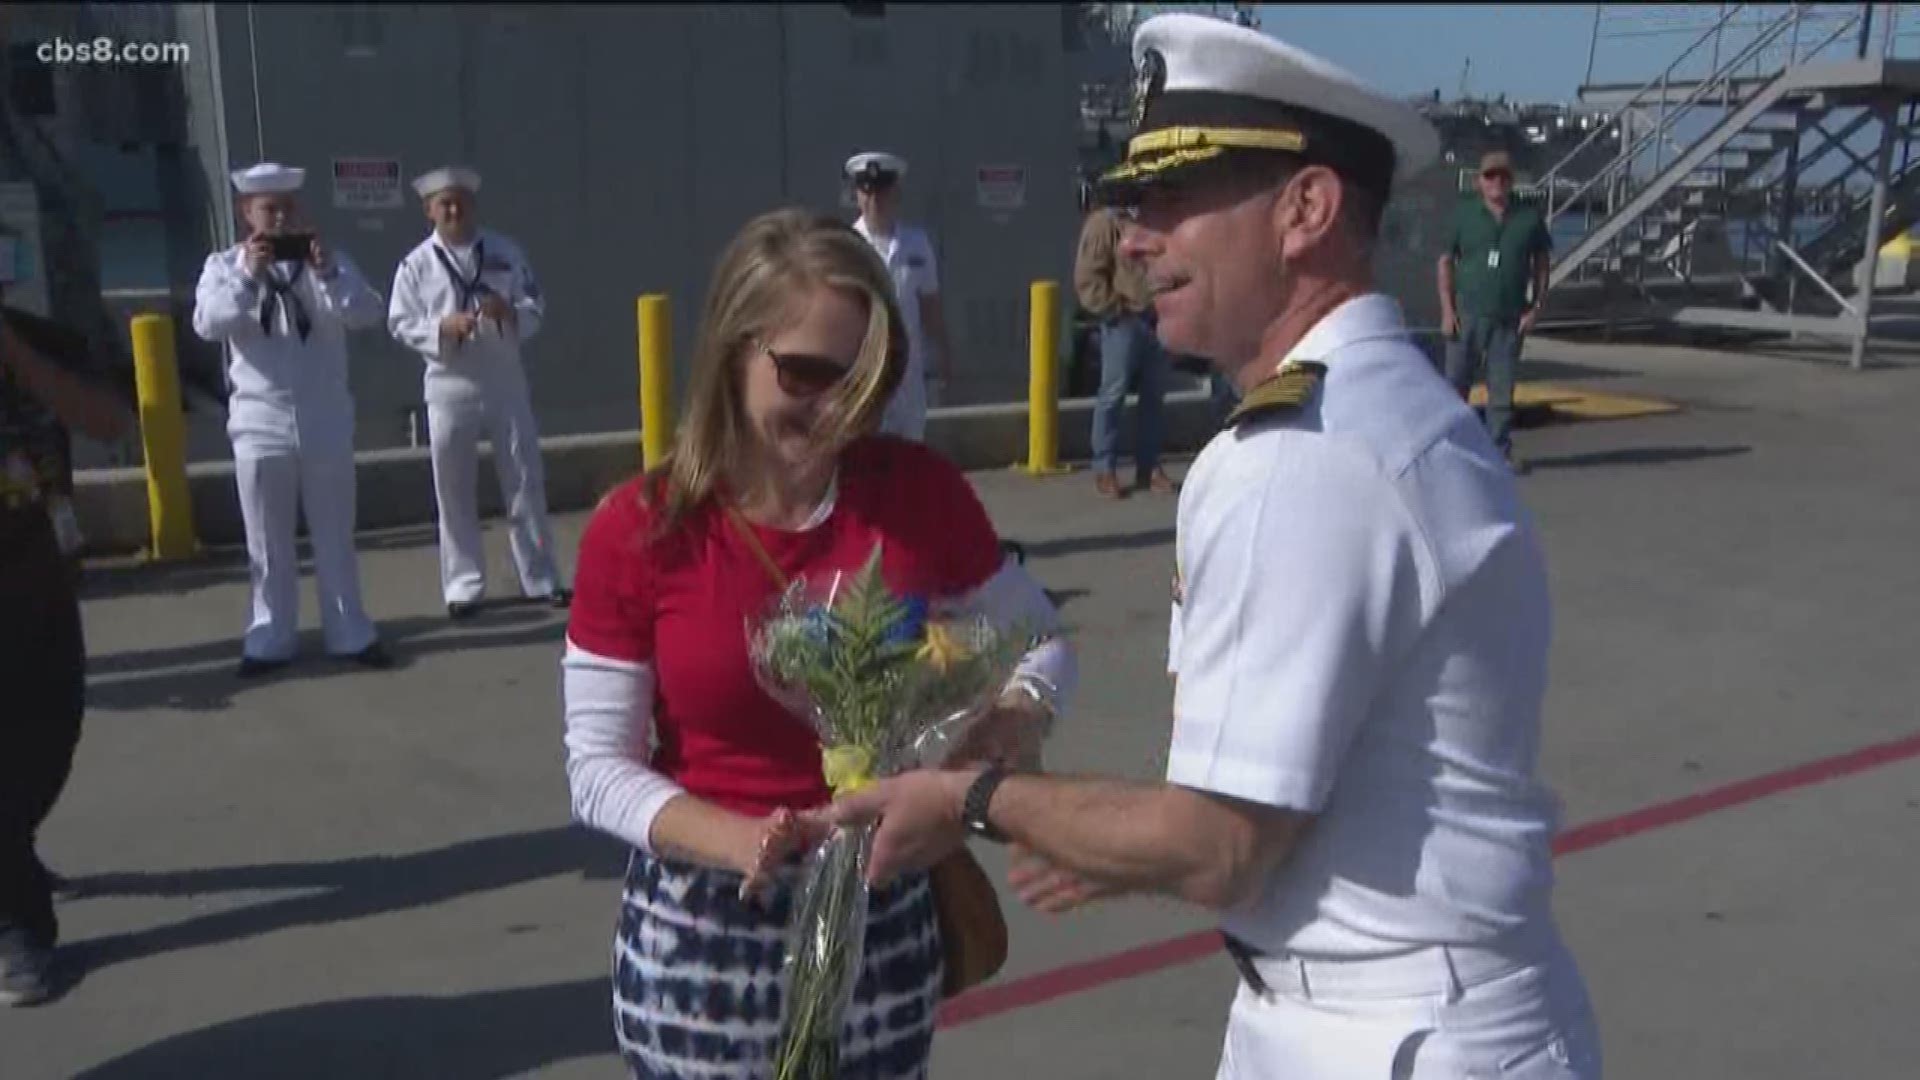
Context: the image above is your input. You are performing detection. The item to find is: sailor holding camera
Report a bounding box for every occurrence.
[387,166,569,619]
[192,162,390,678]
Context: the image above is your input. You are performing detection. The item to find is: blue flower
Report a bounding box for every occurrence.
[885,596,929,646]
[801,608,838,645]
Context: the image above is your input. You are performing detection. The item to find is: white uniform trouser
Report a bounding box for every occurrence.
[879,346,929,442]
[233,442,377,660]
[426,381,563,605]
[1215,932,1601,1079]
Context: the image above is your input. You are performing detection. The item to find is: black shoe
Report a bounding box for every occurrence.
[447,600,482,621]
[999,540,1028,566]
[1504,446,1531,476]
[236,656,292,681]
[0,933,53,1008]
[546,589,573,610]
[348,642,394,670]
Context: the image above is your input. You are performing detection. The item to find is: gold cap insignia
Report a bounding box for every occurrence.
[1132,48,1166,131]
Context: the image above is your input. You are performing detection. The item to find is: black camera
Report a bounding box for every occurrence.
[267,233,315,262]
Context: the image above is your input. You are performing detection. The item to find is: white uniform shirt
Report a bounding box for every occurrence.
[388,228,544,403]
[1166,293,1560,959]
[191,244,385,454]
[854,217,939,434]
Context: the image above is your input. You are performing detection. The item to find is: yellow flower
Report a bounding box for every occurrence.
[822,745,875,796]
[916,620,973,673]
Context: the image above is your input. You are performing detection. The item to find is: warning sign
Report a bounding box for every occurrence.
[975,164,1026,211]
[331,158,403,211]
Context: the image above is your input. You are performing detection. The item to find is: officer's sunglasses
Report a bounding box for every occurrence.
[1481,168,1514,183]
[761,342,852,397]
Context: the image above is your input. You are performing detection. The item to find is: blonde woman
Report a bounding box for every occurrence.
[562,209,1075,1078]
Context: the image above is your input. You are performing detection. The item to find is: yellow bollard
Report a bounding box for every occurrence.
[637,294,673,470]
[1021,280,1071,476]
[129,313,198,561]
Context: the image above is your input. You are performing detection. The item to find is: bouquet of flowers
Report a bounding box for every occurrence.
[747,541,1034,1080]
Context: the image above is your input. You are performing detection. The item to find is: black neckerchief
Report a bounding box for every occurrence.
[259,261,312,342]
[431,239,492,312]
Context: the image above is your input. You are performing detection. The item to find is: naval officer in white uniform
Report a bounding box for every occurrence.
[387,166,569,618]
[845,151,951,441]
[825,15,1601,1079]
[192,163,390,678]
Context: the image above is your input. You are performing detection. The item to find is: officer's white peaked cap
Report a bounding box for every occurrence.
[844,151,908,183]
[1100,14,1439,202]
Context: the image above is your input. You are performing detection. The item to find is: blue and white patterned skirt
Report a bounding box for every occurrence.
[611,848,945,1080]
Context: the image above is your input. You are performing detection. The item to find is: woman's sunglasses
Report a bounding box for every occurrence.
[762,343,852,397]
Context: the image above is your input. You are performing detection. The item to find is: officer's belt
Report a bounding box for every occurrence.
[1222,931,1542,999]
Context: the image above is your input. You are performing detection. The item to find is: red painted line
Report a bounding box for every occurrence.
[936,728,1920,1030]
[937,929,1220,1028]
[1552,729,1920,856]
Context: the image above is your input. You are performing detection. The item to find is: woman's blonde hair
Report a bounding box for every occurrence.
[645,208,907,533]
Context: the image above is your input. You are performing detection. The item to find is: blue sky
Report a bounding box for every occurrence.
[1254,4,1602,104]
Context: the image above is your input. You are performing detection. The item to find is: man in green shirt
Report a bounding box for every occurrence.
[1437,150,1551,471]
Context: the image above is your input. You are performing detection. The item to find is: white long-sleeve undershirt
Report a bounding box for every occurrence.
[561,555,1077,854]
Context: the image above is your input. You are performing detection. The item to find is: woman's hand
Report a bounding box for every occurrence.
[1008,844,1117,914]
[942,696,1048,771]
[737,807,831,902]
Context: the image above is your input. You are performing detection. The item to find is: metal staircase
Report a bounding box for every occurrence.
[1533,3,1920,367]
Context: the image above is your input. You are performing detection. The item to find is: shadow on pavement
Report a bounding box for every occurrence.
[77,522,451,601]
[64,825,625,978]
[1043,587,1089,612]
[71,977,611,1079]
[1527,445,1753,471]
[78,549,253,601]
[85,604,566,712]
[1024,528,1175,561]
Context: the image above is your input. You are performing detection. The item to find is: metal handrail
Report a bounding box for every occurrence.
[1538,3,1759,196]
[1547,6,1825,228]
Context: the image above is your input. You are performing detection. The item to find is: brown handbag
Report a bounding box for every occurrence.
[724,503,1009,998]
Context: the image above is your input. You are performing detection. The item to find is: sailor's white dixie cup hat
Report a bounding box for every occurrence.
[230,162,306,195]
[413,166,483,199]
[1098,14,1440,205]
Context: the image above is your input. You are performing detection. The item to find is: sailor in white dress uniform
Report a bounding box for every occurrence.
[845,151,951,442]
[386,166,569,618]
[191,163,389,677]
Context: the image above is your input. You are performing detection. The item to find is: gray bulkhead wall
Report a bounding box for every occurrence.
[192,3,1079,454]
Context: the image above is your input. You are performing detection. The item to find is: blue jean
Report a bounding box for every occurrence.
[1444,315,1521,451]
[1091,314,1168,477]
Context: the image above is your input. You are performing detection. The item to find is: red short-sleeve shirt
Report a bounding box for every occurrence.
[567,436,1005,817]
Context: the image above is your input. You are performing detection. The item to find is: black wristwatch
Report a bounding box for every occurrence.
[960,764,1010,844]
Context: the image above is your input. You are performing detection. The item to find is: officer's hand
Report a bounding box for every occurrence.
[440,312,478,341]
[825,770,970,888]
[1008,845,1114,914]
[244,236,273,281]
[1440,310,1459,340]
[1518,307,1538,337]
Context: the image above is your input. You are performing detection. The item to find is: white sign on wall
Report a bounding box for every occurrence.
[975,164,1027,211]
[331,158,404,211]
